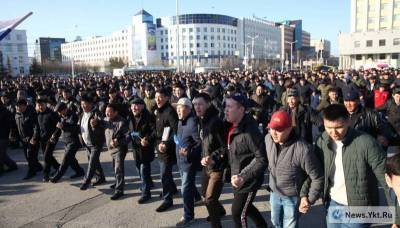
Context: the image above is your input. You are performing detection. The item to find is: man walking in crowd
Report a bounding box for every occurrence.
[265,110,323,228]
[193,93,227,228]
[310,104,389,228]
[154,88,179,212]
[35,98,60,182]
[93,103,129,200]
[225,93,268,228]
[50,102,85,183]
[0,100,18,175]
[129,97,156,204]
[175,97,202,227]
[79,95,106,190]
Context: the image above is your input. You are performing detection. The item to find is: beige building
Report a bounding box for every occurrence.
[339,0,400,69]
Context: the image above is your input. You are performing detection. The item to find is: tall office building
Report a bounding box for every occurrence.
[339,0,400,69]
[35,37,65,64]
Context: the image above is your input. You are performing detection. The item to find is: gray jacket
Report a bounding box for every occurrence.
[265,131,323,204]
[103,115,129,153]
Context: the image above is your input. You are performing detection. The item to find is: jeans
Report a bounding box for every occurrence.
[84,145,104,183]
[158,160,177,203]
[326,200,370,228]
[270,192,299,228]
[179,167,201,221]
[231,191,267,228]
[201,169,225,228]
[136,161,152,198]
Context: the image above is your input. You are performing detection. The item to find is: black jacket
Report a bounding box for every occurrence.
[227,114,268,193]
[155,102,178,164]
[349,105,388,138]
[37,108,60,142]
[78,108,106,147]
[14,106,39,143]
[198,105,228,172]
[0,105,12,139]
[129,109,156,163]
[53,110,81,144]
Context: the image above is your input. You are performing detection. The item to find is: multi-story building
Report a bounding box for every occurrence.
[35,37,65,64]
[0,29,29,77]
[339,0,400,69]
[310,39,331,60]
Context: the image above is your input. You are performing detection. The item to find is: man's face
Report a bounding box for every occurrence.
[174,87,184,98]
[393,93,400,105]
[328,91,338,102]
[131,103,144,116]
[270,127,292,144]
[81,101,92,113]
[193,97,210,118]
[37,102,47,112]
[344,100,358,113]
[256,86,263,96]
[323,118,349,142]
[16,104,27,113]
[106,107,118,119]
[62,91,70,100]
[287,96,298,109]
[123,90,131,98]
[224,98,244,124]
[155,92,168,108]
[145,89,152,98]
[177,105,191,120]
[58,108,67,116]
[385,174,400,201]
[1,96,9,104]
[109,92,117,100]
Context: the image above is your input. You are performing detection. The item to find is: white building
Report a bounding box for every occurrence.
[339,0,400,69]
[310,39,331,59]
[61,10,283,71]
[0,29,29,77]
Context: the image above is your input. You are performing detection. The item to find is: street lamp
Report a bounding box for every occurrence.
[247,35,259,70]
[176,0,180,73]
[285,40,297,70]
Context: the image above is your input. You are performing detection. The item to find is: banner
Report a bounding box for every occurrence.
[147,24,156,51]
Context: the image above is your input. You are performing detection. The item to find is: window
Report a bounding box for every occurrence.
[5,34,10,40]
[190,43,194,48]
[211,28,215,32]
[189,28,193,33]
[366,40,373,47]
[196,35,200,40]
[204,28,207,32]
[379,54,386,60]
[196,28,200,32]
[380,16,388,23]
[222,28,225,33]
[204,43,208,48]
[16,34,22,40]
[161,45,164,50]
[381,3,390,10]
[392,53,399,59]
[189,36,193,40]
[204,35,207,40]
[182,28,186,33]
[356,55,362,60]
[217,28,220,33]
[394,38,400,45]
[160,31,164,35]
[196,43,200,48]
[161,38,163,43]
[211,43,214,47]
[367,54,374,59]
[379,39,386,46]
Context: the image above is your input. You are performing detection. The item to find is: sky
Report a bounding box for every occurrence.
[2,0,350,57]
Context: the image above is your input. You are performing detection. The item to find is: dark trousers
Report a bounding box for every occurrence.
[111,148,127,193]
[40,140,60,176]
[179,167,201,221]
[0,139,17,172]
[201,169,225,228]
[22,141,41,174]
[84,145,104,183]
[231,191,267,228]
[55,142,83,178]
[159,160,177,203]
[136,160,152,198]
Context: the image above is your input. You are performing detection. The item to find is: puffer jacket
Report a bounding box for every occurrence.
[265,131,323,204]
[312,128,389,206]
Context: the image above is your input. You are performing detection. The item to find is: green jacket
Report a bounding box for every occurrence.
[314,128,389,206]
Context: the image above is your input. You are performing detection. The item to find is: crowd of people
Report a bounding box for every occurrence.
[1,68,400,228]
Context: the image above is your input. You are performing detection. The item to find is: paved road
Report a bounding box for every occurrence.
[0,144,389,228]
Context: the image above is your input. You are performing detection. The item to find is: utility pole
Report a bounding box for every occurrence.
[285,40,297,70]
[247,35,258,70]
[176,0,180,73]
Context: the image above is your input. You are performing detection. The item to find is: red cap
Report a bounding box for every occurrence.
[267,110,292,131]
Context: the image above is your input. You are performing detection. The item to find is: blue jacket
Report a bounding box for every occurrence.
[175,113,202,171]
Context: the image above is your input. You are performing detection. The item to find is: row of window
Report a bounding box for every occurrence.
[63,56,129,62]
[355,53,399,60]
[0,44,26,52]
[62,44,128,52]
[160,43,237,49]
[3,33,24,41]
[64,37,128,48]
[160,50,236,58]
[160,35,237,43]
[159,27,236,35]
[354,38,400,47]
[63,50,128,57]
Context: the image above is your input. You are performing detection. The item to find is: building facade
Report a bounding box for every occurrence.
[0,29,29,77]
[339,0,400,69]
[35,37,65,64]
[310,39,331,60]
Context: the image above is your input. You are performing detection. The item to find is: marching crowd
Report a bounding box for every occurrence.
[1,68,400,228]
